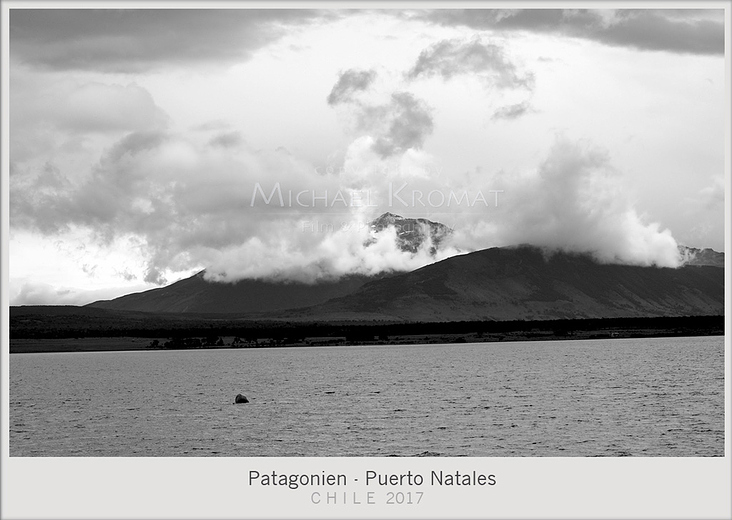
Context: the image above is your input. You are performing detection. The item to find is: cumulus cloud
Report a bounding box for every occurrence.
[327,69,377,105]
[10,126,455,285]
[421,9,724,55]
[366,93,434,158]
[407,38,534,90]
[449,137,682,267]
[10,9,330,72]
[492,100,534,120]
[325,70,434,159]
[10,162,74,235]
[204,222,460,284]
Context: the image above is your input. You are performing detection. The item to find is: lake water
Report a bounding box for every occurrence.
[9,336,725,457]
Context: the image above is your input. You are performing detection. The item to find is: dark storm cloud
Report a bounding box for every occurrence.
[407,38,534,90]
[422,9,724,55]
[327,69,378,105]
[9,9,330,72]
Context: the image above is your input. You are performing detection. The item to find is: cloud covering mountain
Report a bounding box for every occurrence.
[8,8,725,305]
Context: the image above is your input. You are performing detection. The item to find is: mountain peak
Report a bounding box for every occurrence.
[368,213,453,255]
[370,211,410,223]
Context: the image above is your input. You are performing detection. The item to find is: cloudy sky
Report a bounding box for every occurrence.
[6,7,727,305]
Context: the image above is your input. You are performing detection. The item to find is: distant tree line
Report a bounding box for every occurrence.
[9,310,724,340]
[147,335,226,349]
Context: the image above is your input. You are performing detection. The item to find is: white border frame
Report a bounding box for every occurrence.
[1,2,730,519]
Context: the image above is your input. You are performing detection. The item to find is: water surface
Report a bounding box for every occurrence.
[10,336,724,456]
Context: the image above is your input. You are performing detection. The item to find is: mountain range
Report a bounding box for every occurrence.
[88,213,724,322]
[291,245,724,321]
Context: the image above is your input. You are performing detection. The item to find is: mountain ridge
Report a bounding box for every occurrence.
[89,243,724,321]
[289,245,723,321]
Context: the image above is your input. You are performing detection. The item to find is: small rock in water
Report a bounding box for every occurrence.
[234,394,249,404]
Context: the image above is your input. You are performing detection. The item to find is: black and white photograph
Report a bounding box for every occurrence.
[1,3,730,519]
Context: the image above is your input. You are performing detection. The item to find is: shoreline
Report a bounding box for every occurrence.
[10,328,724,354]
